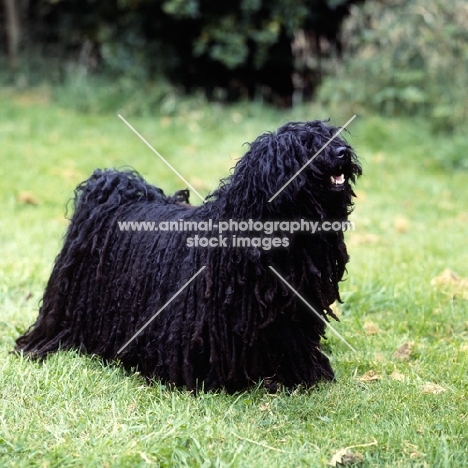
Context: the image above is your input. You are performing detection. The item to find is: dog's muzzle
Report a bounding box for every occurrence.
[329,147,350,189]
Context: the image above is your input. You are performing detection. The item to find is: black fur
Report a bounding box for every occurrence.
[15,121,361,392]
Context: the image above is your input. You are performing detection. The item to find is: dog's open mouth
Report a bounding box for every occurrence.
[330,174,345,186]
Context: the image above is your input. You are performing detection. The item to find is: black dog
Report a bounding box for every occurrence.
[15,121,361,392]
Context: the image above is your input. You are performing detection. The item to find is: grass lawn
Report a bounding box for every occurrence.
[0,87,467,467]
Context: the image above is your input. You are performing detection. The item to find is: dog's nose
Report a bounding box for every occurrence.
[336,147,348,159]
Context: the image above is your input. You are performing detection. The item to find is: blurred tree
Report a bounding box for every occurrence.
[155,0,361,104]
[20,0,363,104]
[3,0,21,68]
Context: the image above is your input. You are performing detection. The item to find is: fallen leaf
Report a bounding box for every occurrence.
[403,441,425,460]
[17,191,40,205]
[328,439,377,467]
[394,217,409,233]
[390,371,405,381]
[356,370,382,382]
[348,233,380,246]
[431,269,468,300]
[410,450,425,460]
[259,402,270,412]
[363,321,380,335]
[421,383,446,394]
[393,342,413,361]
[431,268,458,286]
[329,448,363,466]
[373,353,386,363]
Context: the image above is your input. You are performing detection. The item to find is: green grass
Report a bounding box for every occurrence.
[1,87,467,467]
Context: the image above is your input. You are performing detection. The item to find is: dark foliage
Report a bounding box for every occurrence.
[15,121,361,392]
[15,0,363,104]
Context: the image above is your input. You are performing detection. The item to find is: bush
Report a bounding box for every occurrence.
[319,0,468,134]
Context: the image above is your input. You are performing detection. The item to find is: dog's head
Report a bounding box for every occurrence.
[212,120,361,219]
[301,122,361,192]
[286,121,362,218]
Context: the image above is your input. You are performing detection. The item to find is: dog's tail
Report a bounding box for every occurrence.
[14,169,168,357]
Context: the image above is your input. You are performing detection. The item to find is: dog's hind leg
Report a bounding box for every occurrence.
[15,169,166,357]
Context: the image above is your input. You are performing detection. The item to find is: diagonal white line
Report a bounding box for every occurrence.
[268,266,357,353]
[118,114,205,202]
[116,266,207,355]
[268,115,357,203]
